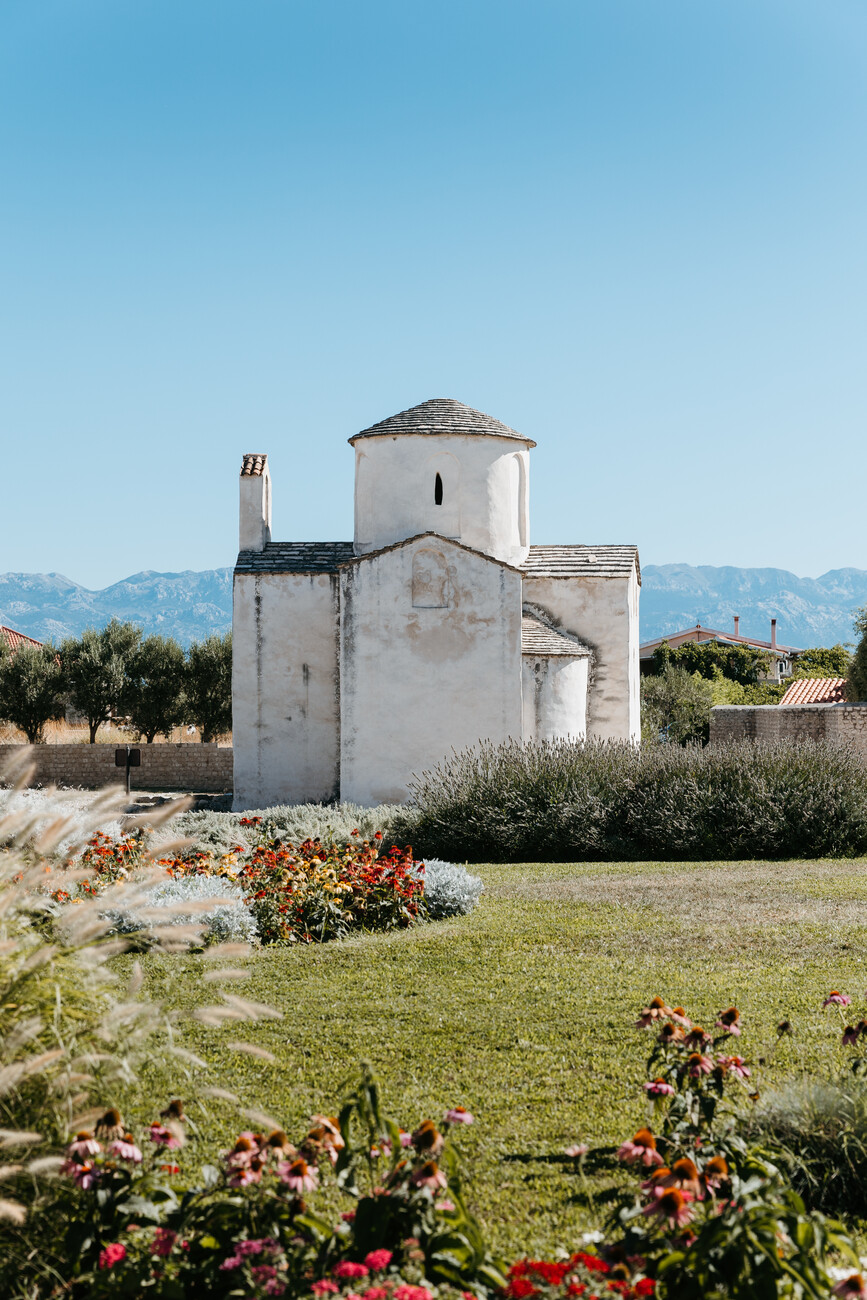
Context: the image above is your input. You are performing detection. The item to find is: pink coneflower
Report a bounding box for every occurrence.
[824,992,852,1008]
[564,1144,589,1158]
[843,1026,861,1047]
[716,1055,750,1080]
[702,1156,730,1192]
[98,1242,127,1269]
[644,1079,675,1098]
[658,1022,685,1046]
[411,1121,444,1158]
[95,1108,124,1141]
[264,1130,296,1159]
[670,1006,692,1029]
[224,1134,260,1168]
[687,1053,714,1078]
[149,1123,183,1149]
[364,1250,393,1271]
[715,1007,742,1036]
[443,1107,474,1125]
[636,997,672,1029]
[411,1160,447,1190]
[641,1187,694,1230]
[643,1159,702,1199]
[277,1156,319,1193]
[229,1156,265,1188]
[61,1158,100,1189]
[334,1262,369,1280]
[108,1135,143,1164]
[617,1129,664,1168]
[66,1132,101,1159]
[399,1130,413,1148]
[833,1276,867,1299]
[685,1026,711,1048]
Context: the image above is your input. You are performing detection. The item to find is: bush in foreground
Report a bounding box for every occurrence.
[396,738,867,862]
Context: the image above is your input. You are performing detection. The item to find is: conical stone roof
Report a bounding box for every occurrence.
[349,398,535,446]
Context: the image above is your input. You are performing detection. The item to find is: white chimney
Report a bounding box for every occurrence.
[239,454,272,553]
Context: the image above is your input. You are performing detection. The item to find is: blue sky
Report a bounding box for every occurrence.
[2,0,866,588]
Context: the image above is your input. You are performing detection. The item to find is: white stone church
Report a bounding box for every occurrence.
[232,398,640,809]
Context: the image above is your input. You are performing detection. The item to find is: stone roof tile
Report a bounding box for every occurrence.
[350,398,535,445]
[235,542,355,574]
[521,612,590,657]
[522,545,640,581]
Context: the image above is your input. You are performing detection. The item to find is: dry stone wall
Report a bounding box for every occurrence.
[710,705,867,756]
[0,744,233,792]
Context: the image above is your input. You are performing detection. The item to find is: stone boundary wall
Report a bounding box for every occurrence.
[0,744,233,793]
[710,704,867,756]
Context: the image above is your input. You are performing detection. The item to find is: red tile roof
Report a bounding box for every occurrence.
[780,677,848,705]
[0,625,44,652]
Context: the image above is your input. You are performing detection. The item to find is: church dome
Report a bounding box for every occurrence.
[349,398,536,447]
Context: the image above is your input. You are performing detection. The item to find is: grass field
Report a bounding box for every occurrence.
[121,857,867,1258]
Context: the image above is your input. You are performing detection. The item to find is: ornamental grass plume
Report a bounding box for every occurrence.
[0,757,281,1294]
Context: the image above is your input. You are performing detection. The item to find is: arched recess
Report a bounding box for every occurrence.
[424,451,460,539]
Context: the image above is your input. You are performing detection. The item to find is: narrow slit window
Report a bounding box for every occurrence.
[434,472,443,505]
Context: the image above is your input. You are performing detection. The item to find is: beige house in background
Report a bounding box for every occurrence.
[232,398,640,808]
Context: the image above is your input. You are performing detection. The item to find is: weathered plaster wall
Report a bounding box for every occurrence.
[339,538,523,804]
[521,571,640,742]
[521,656,589,742]
[232,572,340,810]
[710,704,867,756]
[353,434,531,566]
[0,744,232,792]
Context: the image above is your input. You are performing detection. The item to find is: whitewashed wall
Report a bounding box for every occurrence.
[353,433,531,567]
[232,572,340,809]
[339,536,524,804]
[522,655,590,742]
[521,568,640,742]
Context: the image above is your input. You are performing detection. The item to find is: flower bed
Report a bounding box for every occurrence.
[51,822,433,944]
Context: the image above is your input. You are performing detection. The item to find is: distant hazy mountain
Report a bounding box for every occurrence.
[641,565,867,648]
[1,564,865,650]
[0,570,233,647]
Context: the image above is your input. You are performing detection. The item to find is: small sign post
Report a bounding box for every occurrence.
[115,746,141,796]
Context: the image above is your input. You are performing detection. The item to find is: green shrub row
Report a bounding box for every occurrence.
[392,738,867,862]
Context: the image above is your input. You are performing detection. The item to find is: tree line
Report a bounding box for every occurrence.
[0,620,232,744]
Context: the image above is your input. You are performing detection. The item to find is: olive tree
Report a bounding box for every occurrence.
[641,664,714,746]
[0,641,66,743]
[125,635,187,743]
[61,619,142,743]
[185,632,232,743]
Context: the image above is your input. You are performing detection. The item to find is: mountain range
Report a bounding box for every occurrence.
[1,564,865,650]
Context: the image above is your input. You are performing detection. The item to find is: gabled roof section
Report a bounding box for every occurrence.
[523,545,640,582]
[780,677,848,706]
[1,625,43,652]
[342,532,525,574]
[235,542,355,575]
[241,453,268,477]
[521,611,590,657]
[639,624,800,656]
[350,398,535,446]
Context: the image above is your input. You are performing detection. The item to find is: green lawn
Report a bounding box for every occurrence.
[121,858,867,1258]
